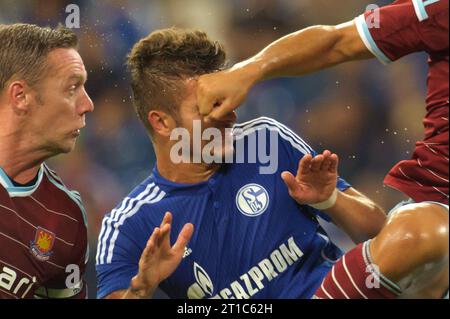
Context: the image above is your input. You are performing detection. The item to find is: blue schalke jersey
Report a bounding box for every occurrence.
[96,117,351,299]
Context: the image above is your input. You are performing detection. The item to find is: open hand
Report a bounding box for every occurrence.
[281,150,338,205]
[131,212,194,297]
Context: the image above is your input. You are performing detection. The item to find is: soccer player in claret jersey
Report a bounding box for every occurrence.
[0,24,93,299]
[96,28,387,299]
[196,0,449,298]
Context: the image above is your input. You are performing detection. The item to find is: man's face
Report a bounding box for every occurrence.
[175,79,237,162]
[28,48,93,154]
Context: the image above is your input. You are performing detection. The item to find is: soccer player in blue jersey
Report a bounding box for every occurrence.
[195,0,449,299]
[95,28,386,299]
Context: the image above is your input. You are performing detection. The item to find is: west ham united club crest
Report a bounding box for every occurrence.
[30,227,56,261]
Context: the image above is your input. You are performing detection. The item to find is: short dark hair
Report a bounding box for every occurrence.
[0,23,78,91]
[127,28,227,135]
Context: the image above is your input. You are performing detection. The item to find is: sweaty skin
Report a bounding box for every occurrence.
[197,15,449,298]
[196,22,371,121]
[370,203,449,299]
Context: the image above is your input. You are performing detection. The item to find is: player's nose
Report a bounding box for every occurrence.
[78,88,94,115]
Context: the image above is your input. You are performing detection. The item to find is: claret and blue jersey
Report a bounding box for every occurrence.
[96,117,351,299]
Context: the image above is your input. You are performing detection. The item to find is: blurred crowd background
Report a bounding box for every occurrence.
[1,0,429,298]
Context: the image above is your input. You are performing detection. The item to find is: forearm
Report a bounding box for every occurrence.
[323,188,386,244]
[234,21,371,84]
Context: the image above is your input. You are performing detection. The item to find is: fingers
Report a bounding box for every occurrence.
[160,212,172,228]
[142,214,195,261]
[310,154,324,172]
[159,212,174,250]
[320,150,332,172]
[197,76,216,116]
[142,212,173,259]
[281,171,300,196]
[159,223,172,251]
[297,154,312,177]
[329,153,339,173]
[319,150,338,173]
[172,223,194,254]
[307,150,338,173]
[204,99,235,124]
[142,227,160,260]
[198,94,216,117]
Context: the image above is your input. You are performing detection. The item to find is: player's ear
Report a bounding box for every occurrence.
[7,80,33,115]
[148,110,175,138]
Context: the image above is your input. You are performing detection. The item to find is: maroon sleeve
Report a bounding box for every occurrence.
[355,0,449,63]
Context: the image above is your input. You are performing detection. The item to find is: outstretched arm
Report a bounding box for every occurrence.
[197,20,373,121]
[199,0,449,121]
[282,150,386,243]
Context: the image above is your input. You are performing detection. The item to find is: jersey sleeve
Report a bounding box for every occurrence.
[95,205,146,299]
[354,0,449,64]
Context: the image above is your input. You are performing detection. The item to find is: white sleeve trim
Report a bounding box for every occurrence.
[412,0,440,22]
[354,14,392,65]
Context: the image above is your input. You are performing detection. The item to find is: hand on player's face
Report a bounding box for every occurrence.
[281,150,339,205]
[197,68,251,123]
[182,78,238,129]
[174,79,237,161]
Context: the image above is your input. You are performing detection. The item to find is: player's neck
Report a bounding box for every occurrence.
[0,124,49,184]
[156,151,221,184]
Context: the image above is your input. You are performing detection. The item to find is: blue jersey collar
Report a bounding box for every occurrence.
[151,165,226,192]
